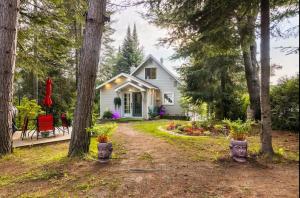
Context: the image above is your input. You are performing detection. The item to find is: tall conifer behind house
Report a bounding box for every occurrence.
[113,25,144,75]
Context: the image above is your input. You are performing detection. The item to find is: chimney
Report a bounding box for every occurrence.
[160,58,164,64]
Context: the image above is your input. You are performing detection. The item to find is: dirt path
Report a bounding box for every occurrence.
[91,123,299,198]
[0,123,298,197]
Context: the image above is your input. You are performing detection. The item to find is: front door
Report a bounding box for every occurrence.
[124,93,131,117]
[132,92,142,117]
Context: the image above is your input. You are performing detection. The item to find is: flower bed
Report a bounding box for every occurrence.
[165,121,229,137]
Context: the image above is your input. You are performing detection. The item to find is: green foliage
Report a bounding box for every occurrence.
[161,115,190,121]
[180,97,208,120]
[113,25,144,75]
[102,110,113,119]
[148,106,160,119]
[223,119,254,140]
[86,123,117,137]
[114,97,122,109]
[180,55,247,121]
[16,97,44,128]
[270,75,299,131]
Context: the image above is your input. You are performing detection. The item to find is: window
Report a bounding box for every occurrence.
[145,68,157,79]
[163,92,175,105]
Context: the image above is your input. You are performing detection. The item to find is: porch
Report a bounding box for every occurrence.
[114,82,161,119]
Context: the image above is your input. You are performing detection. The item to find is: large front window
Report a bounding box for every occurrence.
[163,92,174,105]
[145,68,157,79]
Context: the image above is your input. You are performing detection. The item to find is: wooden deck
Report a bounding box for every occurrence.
[13,127,72,148]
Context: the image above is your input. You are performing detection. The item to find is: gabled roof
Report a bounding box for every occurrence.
[115,82,146,92]
[96,73,158,90]
[130,54,181,84]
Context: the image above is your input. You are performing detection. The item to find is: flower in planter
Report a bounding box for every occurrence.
[159,106,166,116]
[223,119,254,141]
[223,119,254,162]
[87,123,117,162]
[112,111,121,120]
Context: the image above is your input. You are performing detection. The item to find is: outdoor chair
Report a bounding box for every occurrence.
[21,117,29,140]
[60,113,70,135]
[32,114,55,140]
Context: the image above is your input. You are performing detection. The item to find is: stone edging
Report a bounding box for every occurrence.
[157,126,188,137]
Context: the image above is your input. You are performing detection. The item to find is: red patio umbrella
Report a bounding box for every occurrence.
[43,78,53,110]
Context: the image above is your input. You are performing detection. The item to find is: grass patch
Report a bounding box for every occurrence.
[133,120,299,162]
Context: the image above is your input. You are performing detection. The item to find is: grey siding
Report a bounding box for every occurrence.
[100,77,149,119]
[99,76,127,118]
[134,59,184,116]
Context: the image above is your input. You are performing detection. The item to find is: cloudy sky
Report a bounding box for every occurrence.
[110,4,299,84]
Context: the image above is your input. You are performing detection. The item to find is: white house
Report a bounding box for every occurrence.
[96,55,184,119]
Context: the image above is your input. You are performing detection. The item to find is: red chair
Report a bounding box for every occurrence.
[32,115,55,140]
[60,113,70,135]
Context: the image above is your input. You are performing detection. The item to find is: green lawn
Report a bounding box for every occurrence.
[133,120,299,162]
[0,123,124,197]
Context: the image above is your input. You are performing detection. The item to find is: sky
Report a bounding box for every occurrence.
[110,4,299,84]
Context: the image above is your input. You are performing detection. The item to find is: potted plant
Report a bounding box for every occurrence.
[114,97,122,110]
[223,119,253,163]
[87,123,117,163]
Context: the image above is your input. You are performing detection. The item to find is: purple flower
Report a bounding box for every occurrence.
[159,106,166,116]
[112,111,121,119]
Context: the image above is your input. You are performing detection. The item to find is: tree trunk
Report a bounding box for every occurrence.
[242,44,261,120]
[239,13,261,121]
[33,0,39,103]
[0,0,20,156]
[68,0,107,157]
[260,0,274,155]
[75,21,82,90]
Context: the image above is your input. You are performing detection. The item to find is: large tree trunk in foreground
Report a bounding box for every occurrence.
[68,0,107,157]
[0,0,20,156]
[260,0,274,155]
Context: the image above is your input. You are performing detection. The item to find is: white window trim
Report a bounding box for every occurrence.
[145,67,157,80]
[163,92,175,106]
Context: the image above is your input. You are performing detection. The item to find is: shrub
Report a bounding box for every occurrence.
[102,110,113,119]
[17,97,44,128]
[160,115,190,121]
[198,120,211,130]
[177,126,185,132]
[223,119,254,141]
[270,75,299,131]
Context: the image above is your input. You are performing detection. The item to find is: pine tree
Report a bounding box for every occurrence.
[68,0,107,157]
[260,0,274,155]
[113,25,144,75]
[132,24,144,67]
[0,0,20,156]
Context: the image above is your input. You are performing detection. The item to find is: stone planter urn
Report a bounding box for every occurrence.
[229,139,248,163]
[98,142,113,163]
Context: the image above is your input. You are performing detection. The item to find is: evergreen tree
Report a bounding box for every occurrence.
[132,24,144,66]
[113,25,144,75]
[0,0,20,156]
